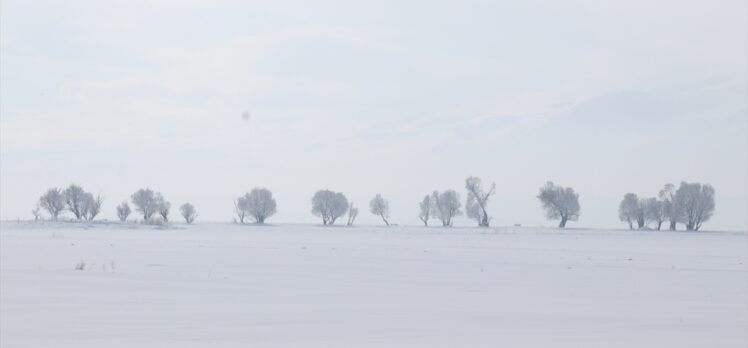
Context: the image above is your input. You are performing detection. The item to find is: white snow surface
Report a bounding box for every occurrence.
[1,222,746,347]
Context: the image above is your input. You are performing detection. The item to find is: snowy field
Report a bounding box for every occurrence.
[1,222,746,348]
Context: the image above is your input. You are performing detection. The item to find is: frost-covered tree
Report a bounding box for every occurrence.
[82,192,103,221]
[465,176,495,227]
[244,188,277,223]
[642,197,667,230]
[432,190,462,227]
[659,183,682,231]
[116,201,131,222]
[537,181,580,228]
[619,193,644,230]
[63,184,87,220]
[39,187,65,220]
[347,202,359,226]
[418,194,434,226]
[635,199,646,229]
[465,195,481,227]
[62,184,102,221]
[180,203,197,223]
[369,194,391,226]
[131,188,159,220]
[311,189,349,225]
[674,182,715,231]
[155,193,170,222]
[234,196,249,223]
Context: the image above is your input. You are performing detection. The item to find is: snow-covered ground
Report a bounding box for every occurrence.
[1,221,746,347]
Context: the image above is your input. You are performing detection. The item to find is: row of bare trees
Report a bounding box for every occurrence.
[618,182,715,231]
[122,188,197,223]
[35,185,103,222]
[308,190,394,226]
[35,181,715,230]
[417,177,497,227]
[34,179,579,228]
[232,188,392,226]
[417,178,581,228]
[35,186,197,224]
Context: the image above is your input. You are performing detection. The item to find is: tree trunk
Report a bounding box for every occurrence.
[558,217,567,228]
[636,218,645,229]
[656,221,662,231]
[669,221,677,231]
[381,215,389,226]
[480,207,489,227]
[628,221,633,230]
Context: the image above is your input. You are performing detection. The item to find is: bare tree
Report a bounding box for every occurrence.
[245,188,277,223]
[619,193,644,230]
[659,183,681,230]
[369,194,391,226]
[39,187,65,220]
[311,189,349,225]
[116,201,131,222]
[347,202,359,226]
[31,204,42,221]
[432,190,462,227]
[537,181,580,228]
[642,197,667,230]
[155,193,170,222]
[82,192,103,221]
[63,184,87,220]
[180,203,198,223]
[131,188,159,220]
[674,182,715,231]
[418,194,433,226]
[465,176,495,227]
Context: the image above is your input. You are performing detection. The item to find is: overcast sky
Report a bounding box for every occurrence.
[1,0,746,230]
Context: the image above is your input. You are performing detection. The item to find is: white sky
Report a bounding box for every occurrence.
[1,0,746,229]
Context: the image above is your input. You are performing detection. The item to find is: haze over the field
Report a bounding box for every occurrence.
[1,0,746,229]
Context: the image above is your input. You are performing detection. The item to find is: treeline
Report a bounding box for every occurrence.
[33,179,716,231]
[35,186,197,224]
[34,185,103,221]
[618,182,715,231]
